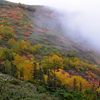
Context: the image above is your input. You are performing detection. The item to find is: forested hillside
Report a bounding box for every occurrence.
[0,0,100,100]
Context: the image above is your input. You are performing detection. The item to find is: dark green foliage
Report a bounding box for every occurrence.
[79,82,82,91]
[26,6,36,12]
[53,89,66,98]
[73,78,77,91]
[9,80,20,85]
[73,91,83,100]
[3,49,14,61]
[52,89,98,100]
[83,89,97,100]
[10,63,17,77]
[38,86,47,93]
[17,3,36,11]
[64,93,74,100]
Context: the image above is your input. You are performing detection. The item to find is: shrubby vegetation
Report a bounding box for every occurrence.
[0,78,59,100]
[0,25,14,39]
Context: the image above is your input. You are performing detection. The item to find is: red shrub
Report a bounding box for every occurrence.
[27,54,33,58]
[1,9,6,12]
[31,30,36,32]
[0,35,3,40]
[25,27,30,30]
[37,29,45,33]
[9,26,15,29]
[1,14,7,17]
[22,55,28,60]
[43,38,50,41]
[27,24,34,28]
[0,61,5,64]
[3,38,8,41]
[61,70,66,74]
[68,75,73,78]
[68,70,78,76]
[12,17,22,19]
[14,35,19,39]
[36,55,42,59]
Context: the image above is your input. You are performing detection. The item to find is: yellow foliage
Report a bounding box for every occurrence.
[13,54,34,80]
[17,60,34,80]
[44,75,48,83]
[0,25,14,39]
[41,55,63,70]
[0,48,4,60]
[8,38,16,46]
[29,44,42,54]
[12,40,30,54]
[13,54,24,64]
[20,40,29,50]
[66,76,92,90]
[65,56,99,71]
[55,70,91,90]
[55,69,69,85]
[96,88,100,94]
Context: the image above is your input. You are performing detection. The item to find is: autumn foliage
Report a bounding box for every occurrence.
[0,2,100,99]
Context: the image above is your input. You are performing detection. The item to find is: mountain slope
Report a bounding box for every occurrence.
[0,1,99,63]
[0,1,100,100]
[24,6,100,64]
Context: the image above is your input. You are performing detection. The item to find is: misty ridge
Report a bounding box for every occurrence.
[48,0,100,51]
[7,0,100,51]
[53,4,100,51]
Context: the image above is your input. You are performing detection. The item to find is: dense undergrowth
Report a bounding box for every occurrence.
[0,74,100,100]
[0,73,60,100]
[0,0,100,100]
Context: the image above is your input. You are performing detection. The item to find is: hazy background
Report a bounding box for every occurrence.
[7,0,100,50]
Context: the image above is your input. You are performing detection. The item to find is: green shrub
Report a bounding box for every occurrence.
[83,89,97,100]
[38,86,46,93]
[73,91,83,99]
[64,93,74,100]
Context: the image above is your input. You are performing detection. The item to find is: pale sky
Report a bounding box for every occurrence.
[7,0,100,11]
[6,0,100,50]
